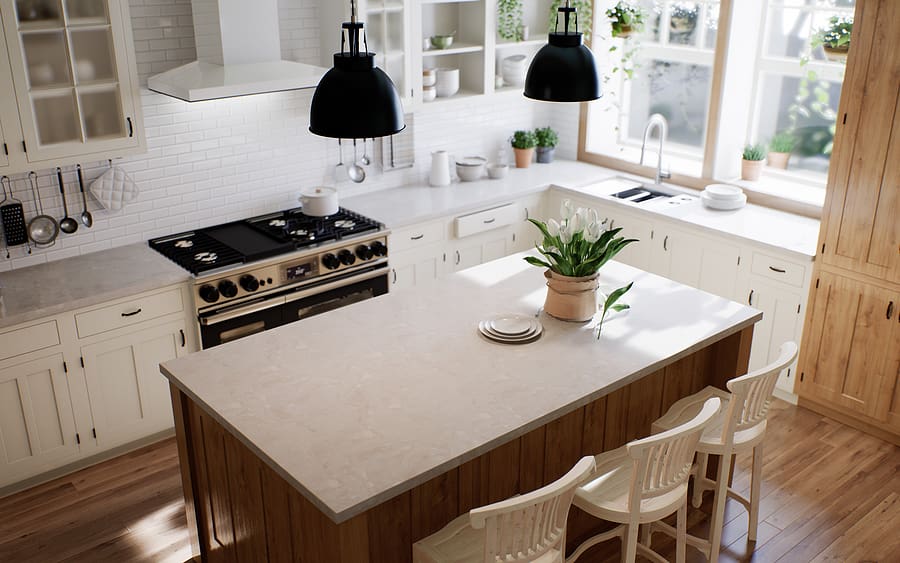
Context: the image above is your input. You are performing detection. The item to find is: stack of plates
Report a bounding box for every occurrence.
[478,314,543,344]
[501,55,528,87]
[701,184,747,210]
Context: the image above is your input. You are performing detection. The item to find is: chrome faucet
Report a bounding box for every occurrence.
[640,113,671,185]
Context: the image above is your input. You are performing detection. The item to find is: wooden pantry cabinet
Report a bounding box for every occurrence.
[0,284,196,491]
[797,0,900,443]
[0,0,145,174]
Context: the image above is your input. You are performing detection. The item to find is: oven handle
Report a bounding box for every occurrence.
[284,267,387,304]
[199,296,286,326]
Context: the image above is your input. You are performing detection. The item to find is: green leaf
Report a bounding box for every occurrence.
[596,282,634,340]
[523,256,551,269]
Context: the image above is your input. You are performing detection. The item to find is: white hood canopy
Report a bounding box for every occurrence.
[148,0,327,102]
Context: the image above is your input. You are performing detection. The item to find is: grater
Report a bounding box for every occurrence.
[1,176,29,247]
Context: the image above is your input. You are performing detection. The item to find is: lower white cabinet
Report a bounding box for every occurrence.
[390,245,444,290]
[0,354,79,488]
[81,319,188,451]
[744,277,805,393]
[656,229,744,300]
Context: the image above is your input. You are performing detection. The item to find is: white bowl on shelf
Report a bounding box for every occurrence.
[435,67,460,98]
[501,55,527,87]
[703,183,744,200]
[700,191,747,210]
[422,85,437,102]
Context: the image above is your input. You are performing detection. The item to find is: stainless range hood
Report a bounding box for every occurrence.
[148,0,327,102]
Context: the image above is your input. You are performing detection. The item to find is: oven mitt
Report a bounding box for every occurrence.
[89,166,139,211]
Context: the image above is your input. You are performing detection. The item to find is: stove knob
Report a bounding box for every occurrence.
[323,253,340,270]
[370,240,387,257]
[338,249,356,266]
[198,284,220,303]
[356,244,373,261]
[240,274,260,292]
[218,279,238,298]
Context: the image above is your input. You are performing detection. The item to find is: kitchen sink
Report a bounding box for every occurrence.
[611,185,674,203]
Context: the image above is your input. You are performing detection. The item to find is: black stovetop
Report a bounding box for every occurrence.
[149,207,382,275]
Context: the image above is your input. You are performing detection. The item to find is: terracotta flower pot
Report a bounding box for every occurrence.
[823,45,849,63]
[543,270,599,322]
[767,152,790,170]
[741,159,764,181]
[513,147,534,168]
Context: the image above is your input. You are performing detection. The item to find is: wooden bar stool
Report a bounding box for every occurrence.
[413,456,596,563]
[649,341,798,563]
[567,397,722,563]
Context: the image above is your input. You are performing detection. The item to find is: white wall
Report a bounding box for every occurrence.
[2,0,559,271]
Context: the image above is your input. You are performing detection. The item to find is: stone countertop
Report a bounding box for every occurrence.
[160,251,761,524]
[556,178,821,260]
[341,160,611,228]
[0,243,190,330]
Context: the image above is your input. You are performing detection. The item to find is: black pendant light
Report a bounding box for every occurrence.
[524,1,601,103]
[309,0,405,139]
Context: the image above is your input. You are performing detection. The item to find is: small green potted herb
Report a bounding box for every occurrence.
[606,1,644,38]
[812,16,852,62]
[741,143,767,181]
[510,130,537,168]
[767,132,795,170]
[534,126,559,164]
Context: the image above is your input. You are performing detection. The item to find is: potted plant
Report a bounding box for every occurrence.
[534,126,559,163]
[524,200,637,330]
[497,0,524,41]
[606,1,644,38]
[669,4,698,43]
[510,130,537,168]
[812,16,852,62]
[767,131,795,169]
[741,144,767,181]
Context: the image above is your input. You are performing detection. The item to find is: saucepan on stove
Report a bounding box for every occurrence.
[299,186,339,217]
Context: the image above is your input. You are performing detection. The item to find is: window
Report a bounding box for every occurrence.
[581,0,856,204]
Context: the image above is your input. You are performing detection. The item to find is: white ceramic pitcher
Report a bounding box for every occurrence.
[429,150,452,187]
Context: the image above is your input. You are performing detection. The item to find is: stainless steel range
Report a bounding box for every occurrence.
[149,207,389,348]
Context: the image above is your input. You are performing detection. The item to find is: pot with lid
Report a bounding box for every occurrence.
[299,186,339,217]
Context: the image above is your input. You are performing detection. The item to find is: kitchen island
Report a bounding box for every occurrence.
[161,252,760,562]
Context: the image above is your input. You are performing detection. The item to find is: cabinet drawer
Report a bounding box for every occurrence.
[390,221,445,253]
[751,252,806,287]
[0,321,60,361]
[455,203,517,239]
[75,288,184,338]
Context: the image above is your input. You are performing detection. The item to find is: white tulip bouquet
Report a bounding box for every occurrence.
[525,199,638,337]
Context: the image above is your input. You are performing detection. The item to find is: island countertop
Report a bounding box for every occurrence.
[160,252,760,524]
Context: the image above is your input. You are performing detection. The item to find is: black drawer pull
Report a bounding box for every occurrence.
[121,308,142,317]
[888,301,895,320]
[126,117,134,138]
[483,218,496,224]
[410,234,424,241]
[180,329,186,347]
[769,266,787,273]
[748,290,754,306]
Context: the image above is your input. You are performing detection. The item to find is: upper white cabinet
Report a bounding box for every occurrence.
[0,0,145,173]
[0,352,79,488]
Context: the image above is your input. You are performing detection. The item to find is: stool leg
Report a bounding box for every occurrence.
[622,523,639,563]
[749,443,763,542]
[676,500,687,563]
[708,453,733,563]
[692,452,709,508]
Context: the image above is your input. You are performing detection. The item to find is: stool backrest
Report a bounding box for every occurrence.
[470,456,595,563]
[725,341,798,434]
[626,397,722,509]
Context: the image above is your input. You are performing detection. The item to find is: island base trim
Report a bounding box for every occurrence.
[170,326,752,562]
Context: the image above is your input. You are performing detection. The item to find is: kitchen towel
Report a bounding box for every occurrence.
[89,165,139,211]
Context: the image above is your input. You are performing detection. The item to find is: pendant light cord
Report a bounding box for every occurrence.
[343,0,368,58]
[554,0,579,36]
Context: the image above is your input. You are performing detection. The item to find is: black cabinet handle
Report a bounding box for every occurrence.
[888,301,895,320]
[663,235,668,251]
[483,218,496,224]
[748,290,754,306]
[410,234,424,241]
[127,117,134,138]
[391,269,397,284]
[121,308,142,317]
[180,329,186,348]
[769,266,787,273]
[455,251,461,265]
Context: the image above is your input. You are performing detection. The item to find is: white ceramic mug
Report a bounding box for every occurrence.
[435,68,460,98]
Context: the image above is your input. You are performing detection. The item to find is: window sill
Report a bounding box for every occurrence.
[730,174,825,219]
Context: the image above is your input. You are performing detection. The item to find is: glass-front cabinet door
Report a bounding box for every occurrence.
[0,0,141,164]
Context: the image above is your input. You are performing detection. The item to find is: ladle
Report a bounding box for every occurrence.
[77,165,93,228]
[57,168,78,234]
[334,139,347,182]
[348,139,366,183]
[359,138,371,166]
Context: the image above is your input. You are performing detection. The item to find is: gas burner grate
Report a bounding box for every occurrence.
[149,231,244,275]
[248,207,381,249]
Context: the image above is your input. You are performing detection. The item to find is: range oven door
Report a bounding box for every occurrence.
[282,266,389,325]
[198,297,286,349]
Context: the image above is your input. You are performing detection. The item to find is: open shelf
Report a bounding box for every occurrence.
[422,43,484,57]
[422,89,482,105]
[496,36,548,50]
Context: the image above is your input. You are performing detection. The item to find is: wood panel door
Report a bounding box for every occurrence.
[797,272,899,421]
[821,0,900,283]
[0,353,79,487]
[81,320,187,450]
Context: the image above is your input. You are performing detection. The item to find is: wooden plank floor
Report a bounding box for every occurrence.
[0,400,898,562]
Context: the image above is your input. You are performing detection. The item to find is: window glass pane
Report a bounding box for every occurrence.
[756,73,842,174]
[704,4,719,49]
[80,88,123,139]
[70,29,116,83]
[668,3,701,45]
[627,60,711,148]
[22,31,72,88]
[33,92,80,145]
[765,8,811,59]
